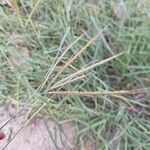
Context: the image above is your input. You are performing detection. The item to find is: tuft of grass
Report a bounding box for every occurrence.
[0,0,150,149]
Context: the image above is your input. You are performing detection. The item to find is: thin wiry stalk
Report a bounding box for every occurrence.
[41,32,85,89]
[54,27,70,63]
[50,51,124,90]
[0,32,85,130]
[2,86,64,149]
[25,0,42,27]
[14,0,25,29]
[0,85,42,130]
[0,23,123,149]
[49,23,112,86]
[1,43,121,132]
[2,105,46,149]
[49,74,86,90]
[2,104,44,150]
[2,126,24,150]
[2,63,78,147]
[3,86,148,149]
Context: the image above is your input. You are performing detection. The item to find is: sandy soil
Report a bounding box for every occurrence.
[0,104,95,150]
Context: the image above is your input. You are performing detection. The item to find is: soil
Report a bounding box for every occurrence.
[0,104,96,150]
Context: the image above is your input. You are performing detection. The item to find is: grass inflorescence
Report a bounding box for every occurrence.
[0,0,150,149]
